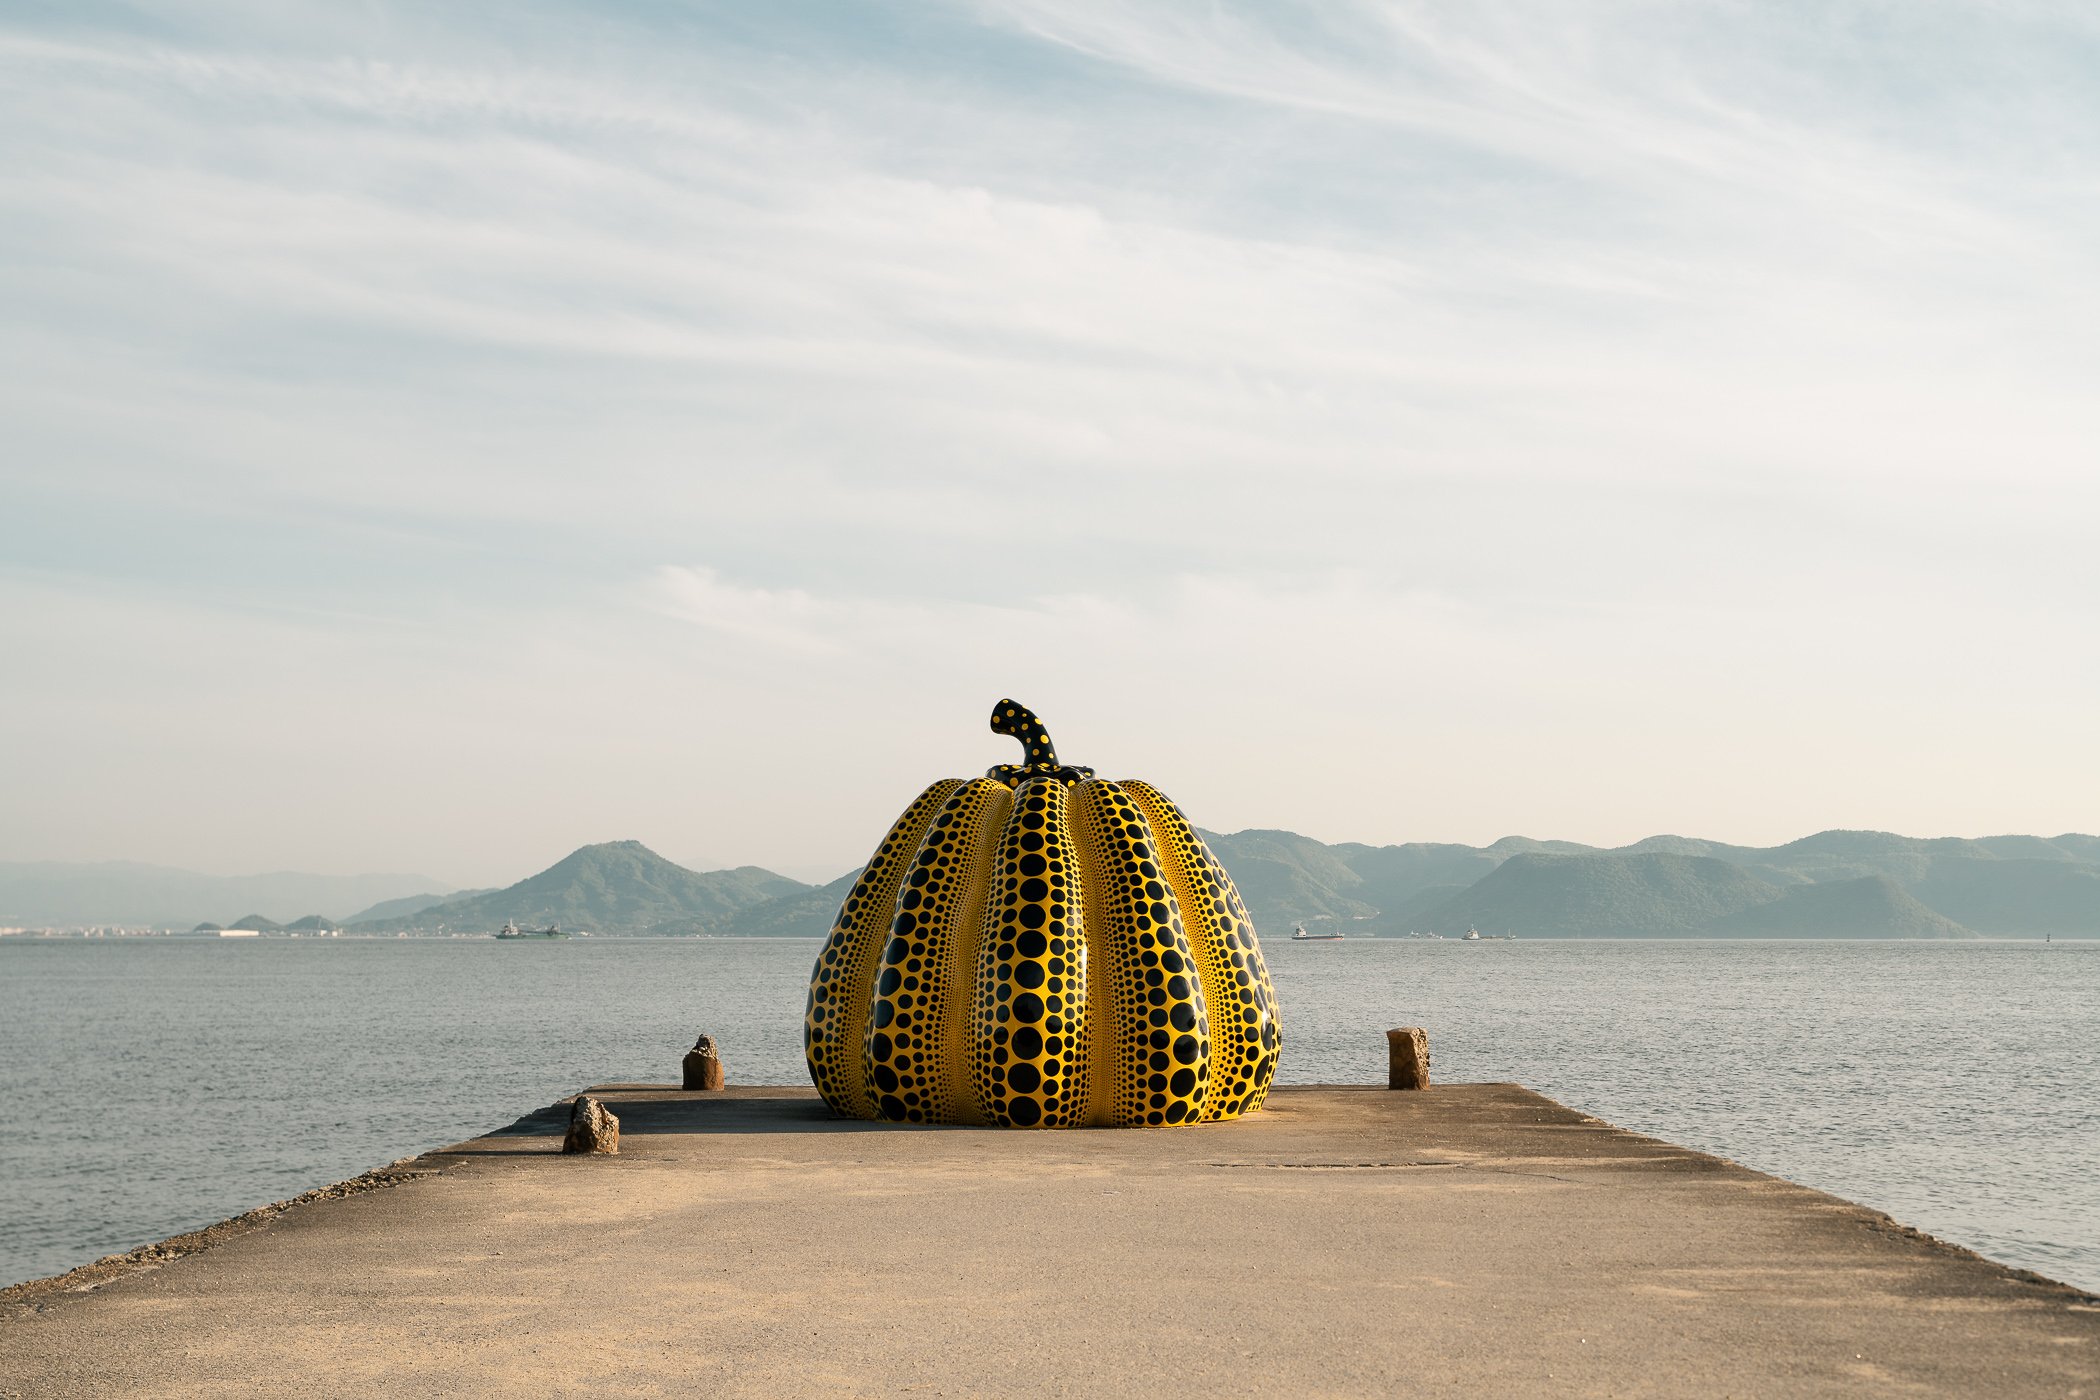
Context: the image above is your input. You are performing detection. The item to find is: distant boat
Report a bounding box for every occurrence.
[1462,927,1514,942]
[1291,923,1345,942]
[495,920,567,940]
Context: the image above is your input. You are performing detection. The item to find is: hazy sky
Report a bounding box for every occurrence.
[3,2,2096,887]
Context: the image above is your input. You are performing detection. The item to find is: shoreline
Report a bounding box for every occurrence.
[0,1157,440,1314]
[5,1083,2095,1396]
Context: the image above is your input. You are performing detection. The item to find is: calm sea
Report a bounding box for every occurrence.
[2,937,2094,1293]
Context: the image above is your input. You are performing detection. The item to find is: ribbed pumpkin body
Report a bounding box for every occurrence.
[804,708,1280,1128]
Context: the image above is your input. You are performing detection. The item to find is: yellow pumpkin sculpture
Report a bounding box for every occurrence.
[804,700,1280,1127]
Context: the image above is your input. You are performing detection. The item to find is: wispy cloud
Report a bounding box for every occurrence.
[2,3,2096,876]
[650,564,1471,669]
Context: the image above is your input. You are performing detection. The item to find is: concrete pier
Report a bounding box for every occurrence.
[4,1084,2095,1397]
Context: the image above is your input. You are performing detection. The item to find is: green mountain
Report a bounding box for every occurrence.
[227,913,283,932]
[342,889,492,925]
[1419,853,1785,938]
[709,822,2100,940]
[1325,842,1504,909]
[353,841,808,935]
[1970,835,2100,863]
[1195,829,1379,925]
[37,825,2091,941]
[1195,831,1608,933]
[1909,857,2100,935]
[1199,826,2096,938]
[1704,875,1970,939]
[719,870,861,938]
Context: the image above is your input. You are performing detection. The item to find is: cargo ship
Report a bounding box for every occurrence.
[1290,923,1345,942]
[495,920,567,940]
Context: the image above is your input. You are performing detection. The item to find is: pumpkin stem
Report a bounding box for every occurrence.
[986,700,1094,787]
[989,699,1059,769]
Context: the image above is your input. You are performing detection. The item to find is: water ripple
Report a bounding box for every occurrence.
[2,937,2093,1292]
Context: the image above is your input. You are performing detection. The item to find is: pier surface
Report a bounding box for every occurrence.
[4,1084,2095,1398]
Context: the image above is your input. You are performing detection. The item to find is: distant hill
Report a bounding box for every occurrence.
[1420,853,1785,938]
[1199,830,1620,935]
[0,861,451,929]
[18,824,2094,940]
[227,913,284,932]
[1196,829,1380,925]
[353,841,810,935]
[1329,841,1532,914]
[1909,857,2100,936]
[341,888,493,925]
[1704,875,1971,939]
[719,870,861,938]
[1968,834,2100,863]
[1192,826,2096,938]
[367,820,2095,941]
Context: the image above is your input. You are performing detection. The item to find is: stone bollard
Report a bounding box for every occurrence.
[682,1033,725,1091]
[1387,1027,1430,1090]
[562,1095,620,1154]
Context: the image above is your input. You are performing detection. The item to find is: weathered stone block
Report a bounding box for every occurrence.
[682,1033,725,1091]
[562,1095,620,1154]
[1387,1027,1430,1090]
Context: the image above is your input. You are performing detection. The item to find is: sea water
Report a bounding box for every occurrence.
[2,937,2095,1292]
